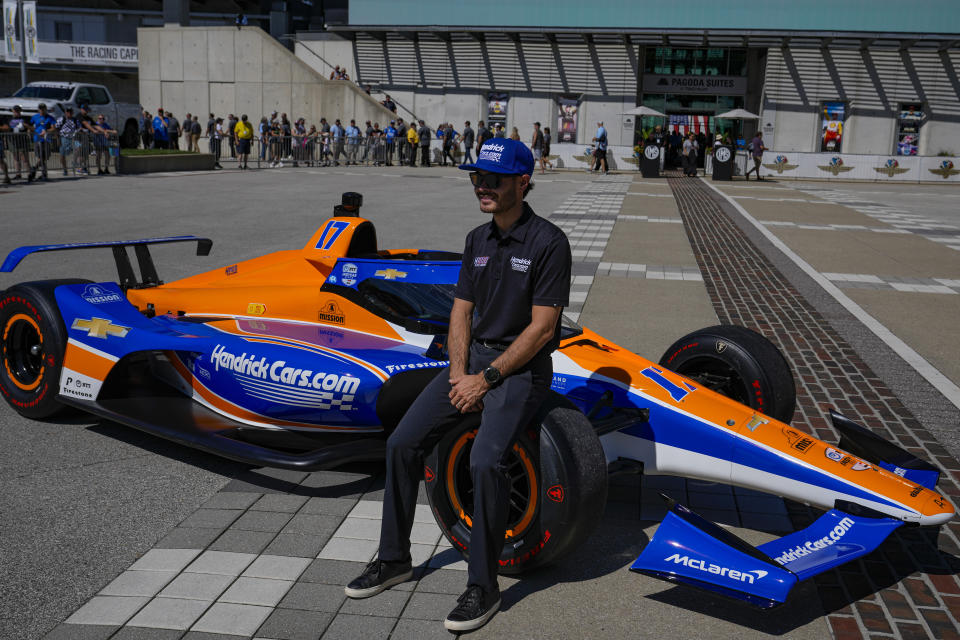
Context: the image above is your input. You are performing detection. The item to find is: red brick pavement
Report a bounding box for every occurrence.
[665,173,960,639]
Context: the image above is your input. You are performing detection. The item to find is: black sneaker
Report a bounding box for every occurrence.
[344,559,412,599]
[27,168,36,182]
[444,585,501,632]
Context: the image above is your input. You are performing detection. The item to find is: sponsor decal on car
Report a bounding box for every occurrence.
[341,263,358,286]
[783,428,814,454]
[774,516,854,565]
[59,368,102,400]
[225,264,238,275]
[246,303,267,316]
[318,300,345,325]
[210,344,360,394]
[663,553,768,584]
[71,317,130,339]
[385,360,449,374]
[80,284,123,305]
[375,268,407,280]
[824,447,871,470]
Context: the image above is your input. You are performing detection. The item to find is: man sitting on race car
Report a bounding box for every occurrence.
[344,138,572,632]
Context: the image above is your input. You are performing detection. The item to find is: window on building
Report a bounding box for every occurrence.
[645,47,747,77]
[54,21,73,42]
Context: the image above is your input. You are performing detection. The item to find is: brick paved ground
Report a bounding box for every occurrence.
[666,172,960,640]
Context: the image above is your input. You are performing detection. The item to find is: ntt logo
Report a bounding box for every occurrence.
[663,553,768,584]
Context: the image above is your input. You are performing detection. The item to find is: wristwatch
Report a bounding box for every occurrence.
[483,366,502,386]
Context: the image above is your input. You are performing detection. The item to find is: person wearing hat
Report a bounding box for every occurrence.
[27,103,57,182]
[345,138,571,633]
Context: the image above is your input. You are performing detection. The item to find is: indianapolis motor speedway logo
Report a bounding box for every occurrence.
[874,159,909,178]
[818,157,854,176]
[763,155,798,174]
[929,159,960,179]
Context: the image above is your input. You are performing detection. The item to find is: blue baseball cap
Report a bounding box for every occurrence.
[459,138,534,176]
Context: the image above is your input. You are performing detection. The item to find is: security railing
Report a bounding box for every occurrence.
[1,130,119,179]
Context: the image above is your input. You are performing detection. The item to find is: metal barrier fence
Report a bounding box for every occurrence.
[1,130,119,179]
[220,135,468,169]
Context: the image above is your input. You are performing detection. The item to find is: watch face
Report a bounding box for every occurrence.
[644,145,660,160]
[484,367,500,384]
[714,147,732,163]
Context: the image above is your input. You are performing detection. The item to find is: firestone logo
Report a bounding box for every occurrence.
[663,553,768,584]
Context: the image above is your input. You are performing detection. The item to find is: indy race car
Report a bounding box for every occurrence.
[0,193,954,608]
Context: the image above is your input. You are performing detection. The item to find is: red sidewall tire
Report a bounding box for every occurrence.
[0,280,88,419]
[425,393,607,575]
[659,324,796,423]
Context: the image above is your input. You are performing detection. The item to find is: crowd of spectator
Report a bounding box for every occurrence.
[133,108,544,172]
[1,102,117,183]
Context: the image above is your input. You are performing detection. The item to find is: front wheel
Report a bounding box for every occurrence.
[658,324,796,423]
[0,280,89,419]
[425,393,607,574]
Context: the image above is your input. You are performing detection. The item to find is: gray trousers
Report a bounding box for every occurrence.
[378,343,552,591]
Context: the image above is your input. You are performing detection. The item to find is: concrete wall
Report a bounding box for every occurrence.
[138,26,394,127]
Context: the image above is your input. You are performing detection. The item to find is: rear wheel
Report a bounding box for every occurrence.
[658,324,796,423]
[425,393,607,574]
[0,280,89,419]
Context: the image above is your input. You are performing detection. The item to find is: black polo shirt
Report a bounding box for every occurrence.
[455,202,571,351]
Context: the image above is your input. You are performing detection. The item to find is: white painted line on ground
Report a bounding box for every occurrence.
[701,177,960,412]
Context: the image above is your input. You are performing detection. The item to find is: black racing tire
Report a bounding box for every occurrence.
[425,392,608,574]
[0,280,90,419]
[659,324,796,423]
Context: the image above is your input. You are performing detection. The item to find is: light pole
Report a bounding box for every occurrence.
[17,0,26,87]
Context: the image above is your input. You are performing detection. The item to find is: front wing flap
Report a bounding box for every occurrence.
[631,498,903,608]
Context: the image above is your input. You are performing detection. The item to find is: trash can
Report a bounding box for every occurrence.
[712,145,734,181]
[641,144,661,178]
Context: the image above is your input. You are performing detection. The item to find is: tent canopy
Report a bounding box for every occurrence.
[715,108,760,119]
[622,105,667,117]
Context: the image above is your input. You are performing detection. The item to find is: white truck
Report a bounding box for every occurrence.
[0,82,142,148]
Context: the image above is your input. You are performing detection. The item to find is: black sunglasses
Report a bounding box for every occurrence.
[469,172,513,189]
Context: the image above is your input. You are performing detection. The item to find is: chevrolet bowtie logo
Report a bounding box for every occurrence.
[375,269,408,280]
[72,317,130,339]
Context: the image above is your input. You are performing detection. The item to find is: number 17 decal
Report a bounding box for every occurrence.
[640,366,695,402]
[316,220,350,250]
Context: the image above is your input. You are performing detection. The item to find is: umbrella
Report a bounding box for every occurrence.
[715,108,760,120]
[622,105,667,117]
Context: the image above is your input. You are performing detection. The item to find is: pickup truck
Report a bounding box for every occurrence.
[0,82,142,148]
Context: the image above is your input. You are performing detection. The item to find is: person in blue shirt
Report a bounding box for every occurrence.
[152,110,169,149]
[27,103,57,182]
[591,121,608,174]
[384,121,397,166]
[344,119,361,165]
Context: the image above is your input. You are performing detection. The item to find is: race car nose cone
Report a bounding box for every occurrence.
[920,492,955,526]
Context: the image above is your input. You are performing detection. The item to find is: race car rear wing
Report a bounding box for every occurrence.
[1,236,213,290]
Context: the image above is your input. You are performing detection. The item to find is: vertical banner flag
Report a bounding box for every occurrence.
[2,0,17,61]
[22,0,37,63]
